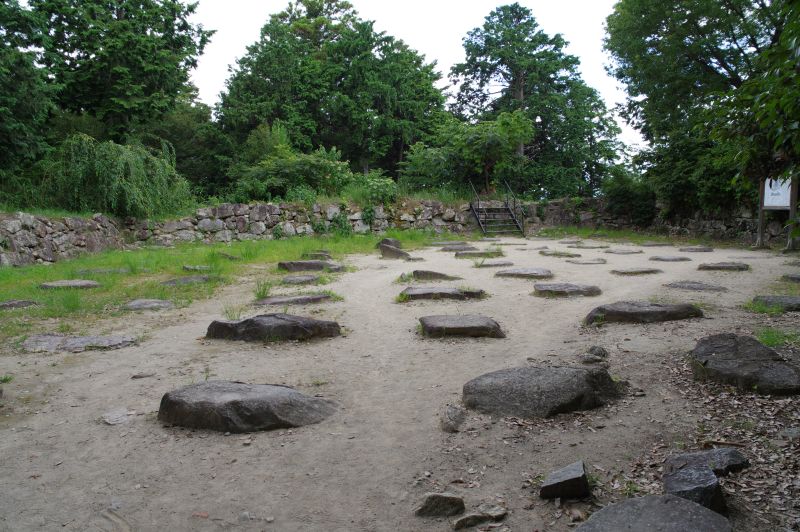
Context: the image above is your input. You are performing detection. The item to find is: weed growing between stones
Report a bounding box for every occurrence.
[755,327,800,347]
[743,300,785,316]
[222,305,247,321]
[254,280,273,299]
[0,374,13,384]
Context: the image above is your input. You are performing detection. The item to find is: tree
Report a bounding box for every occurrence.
[451,3,621,196]
[30,0,212,141]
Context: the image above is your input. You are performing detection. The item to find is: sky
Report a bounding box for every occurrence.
[189,0,643,148]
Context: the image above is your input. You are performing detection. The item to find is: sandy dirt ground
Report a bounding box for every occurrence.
[0,237,797,531]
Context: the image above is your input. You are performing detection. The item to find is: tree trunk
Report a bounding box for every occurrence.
[786,177,798,251]
[755,177,767,248]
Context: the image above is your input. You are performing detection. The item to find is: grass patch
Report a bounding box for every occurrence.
[0,374,14,384]
[222,304,247,321]
[255,279,274,299]
[755,327,800,347]
[395,292,410,303]
[536,225,715,246]
[318,290,344,302]
[395,272,414,284]
[743,300,785,316]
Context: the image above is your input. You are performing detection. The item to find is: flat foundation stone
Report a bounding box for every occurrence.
[540,461,590,499]
[495,268,553,279]
[664,448,749,477]
[206,313,340,342]
[463,366,620,419]
[0,300,37,310]
[474,260,514,268]
[430,241,466,247]
[540,250,581,258]
[282,275,320,285]
[585,301,702,325]
[408,270,461,281]
[161,275,214,286]
[278,260,344,272]
[400,287,485,301]
[783,273,800,283]
[301,252,332,261]
[680,245,714,252]
[604,249,644,255]
[76,268,130,275]
[414,492,465,517]
[640,241,674,247]
[380,243,412,260]
[419,315,504,338]
[650,256,691,262]
[22,334,136,353]
[665,281,727,292]
[533,283,601,297]
[124,299,174,311]
[663,466,725,513]
[752,295,800,311]
[39,279,100,290]
[157,380,336,432]
[183,265,211,272]
[440,244,478,252]
[568,244,610,249]
[611,268,663,276]
[377,238,401,249]
[689,333,800,395]
[566,258,607,265]
[576,495,731,532]
[698,262,750,271]
[254,294,331,306]
[455,250,504,259]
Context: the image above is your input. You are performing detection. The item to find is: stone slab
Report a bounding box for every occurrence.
[610,268,663,276]
[454,251,504,259]
[408,270,461,281]
[254,294,331,306]
[698,262,750,271]
[540,461,590,499]
[419,315,504,338]
[39,279,100,289]
[679,245,714,252]
[533,283,601,297]
[665,281,727,292]
[664,448,749,478]
[576,495,731,532]
[206,314,341,342]
[473,261,514,268]
[278,261,344,272]
[604,249,644,255]
[566,258,607,265]
[282,275,320,285]
[752,295,800,311]
[585,301,702,325]
[495,268,553,279]
[124,299,174,311]
[22,334,136,353]
[400,287,485,301]
[540,250,581,258]
[0,300,37,310]
[650,256,691,262]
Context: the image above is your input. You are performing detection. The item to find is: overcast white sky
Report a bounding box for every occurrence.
[189,0,642,147]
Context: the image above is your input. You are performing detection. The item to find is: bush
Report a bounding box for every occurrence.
[342,170,398,206]
[602,171,657,227]
[284,184,317,207]
[37,134,194,218]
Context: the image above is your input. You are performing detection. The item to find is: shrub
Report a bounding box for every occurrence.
[343,170,398,206]
[329,211,352,236]
[602,171,657,227]
[284,184,318,207]
[37,134,194,218]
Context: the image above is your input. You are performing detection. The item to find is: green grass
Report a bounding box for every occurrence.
[0,229,439,342]
[0,374,14,384]
[222,304,247,321]
[254,279,274,299]
[743,300,786,316]
[755,327,800,347]
[535,225,715,246]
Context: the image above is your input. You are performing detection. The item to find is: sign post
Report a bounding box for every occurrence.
[758,177,798,250]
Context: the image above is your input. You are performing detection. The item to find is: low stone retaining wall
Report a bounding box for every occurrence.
[0,197,790,266]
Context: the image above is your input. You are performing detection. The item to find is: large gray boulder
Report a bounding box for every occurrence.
[206,314,341,342]
[576,495,731,532]
[157,381,336,433]
[540,461,590,499]
[752,295,800,311]
[376,238,401,249]
[419,315,504,338]
[462,366,620,419]
[495,267,553,279]
[689,333,800,395]
[698,262,750,271]
[379,243,412,260]
[39,279,100,289]
[399,287,485,301]
[662,464,725,513]
[665,281,727,292]
[585,301,702,325]
[533,283,601,297]
[278,261,344,272]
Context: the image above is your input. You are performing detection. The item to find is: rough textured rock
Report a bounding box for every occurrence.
[640,241,674,247]
[400,287,485,301]
[160,275,214,287]
[451,505,508,530]
[408,270,461,281]
[689,333,800,395]
[455,250,504,259]
[533,283,601,297]
[0,300,37,310]
[282,275,320,285]
[604,249,644,255]
[440,404,468,433]
[650,256,691,262]
[379,243,412,260]
[663,466,726,513]
[495,267,553,279]
[610,268,663,276]
[566,258,607,265]
[376,238,401,249]
[419,315,505,338]
[473,260,514,268]
[680,245,714,252]
[585,301,702,325]
[665,281,727,292]
[752,295,800,311]
[254,294,331,306]
[698,262,750,271]
[462,366,620,419]
[206,314,341,342]
[540,250,581,258]
[157,381,336,433]
[589,346,609,358]
[783,273,800,283]
[278,260,344,272]
[124,299,174,311]
[413,492,465,517]
[22,334,136,353]
[39,279,100,289]
[540,461,591,499]
[664,448,749,477]
[576,495,732,532]
[440,244,478,252]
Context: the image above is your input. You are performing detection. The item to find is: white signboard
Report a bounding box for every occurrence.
[763,178,792,210]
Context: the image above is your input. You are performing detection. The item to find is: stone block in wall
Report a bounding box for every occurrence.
[237,232,255,240]
[64,217,87,230]
[212,204,235,218]
[196,207,212,219]
[349,211,362,221]
[266,204,281,216]
[442,209,456,222]
[174,230,198,242]
[197,218,225,232]
[0,218,22,233]
[10,230,38,249]
[233,203,250,216]
[418,207,433,220]
[250,204,269,222]
[250,221,267,235]
[281,221,296,236]
[400,213,415,223]
[326,205,340,221]
[215,230,233,242]
[353,220,370,234]
[373,219,389,231]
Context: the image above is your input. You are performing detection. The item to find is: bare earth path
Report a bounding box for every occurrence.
[0,237,796,531]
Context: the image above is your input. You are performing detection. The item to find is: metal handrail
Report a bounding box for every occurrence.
[501,180,525,235]
[468,181,486,234]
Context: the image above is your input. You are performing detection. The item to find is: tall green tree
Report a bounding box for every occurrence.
[451,3,621,197]
[30,0,213,141]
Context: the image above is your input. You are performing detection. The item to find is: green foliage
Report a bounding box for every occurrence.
[602,169,657,227]
[361,205,375,228]
[756,327,800,348]
[285,185,318,207]
[254,279,274,299]
[272,224,285,240]
[342,170,398,206]
[38,134,194,218]
[30,0,212,140]
[329,211,352,236]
